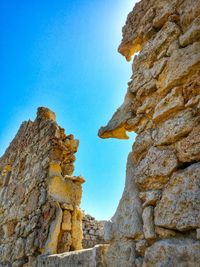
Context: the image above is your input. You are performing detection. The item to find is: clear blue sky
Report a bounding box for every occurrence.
[0,0,138,220]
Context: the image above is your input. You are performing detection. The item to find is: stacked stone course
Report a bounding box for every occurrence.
[0,107,84,266]
[99,0,200,266]
[82,214,106,249]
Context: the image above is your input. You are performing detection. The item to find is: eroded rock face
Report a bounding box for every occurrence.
[0,107,85,266]
[143,238,200,267]
[99,0,200,266]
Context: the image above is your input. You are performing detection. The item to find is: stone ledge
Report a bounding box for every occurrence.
[37,244,109,267]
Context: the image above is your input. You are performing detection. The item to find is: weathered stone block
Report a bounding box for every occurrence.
[143,239,200,267]
[135,147,178,190]
[155,163,200,231]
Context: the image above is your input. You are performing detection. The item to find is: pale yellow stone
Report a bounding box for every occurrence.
[44,202,62,255]
[48,176,82,206]
[49,162,62,177]
[62,210,72,231]
[71,207,83,250]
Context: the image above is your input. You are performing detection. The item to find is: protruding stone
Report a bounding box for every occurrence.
[139,190,161,207]
[37,107,56,121]
[142,206,156,240]
[155,227,176,238]
[153,87,184,123]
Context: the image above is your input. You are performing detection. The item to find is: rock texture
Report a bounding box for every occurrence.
[37,244,108,267]
[99,0,200,266]
[82,214,107,249]
[0,107,85,266]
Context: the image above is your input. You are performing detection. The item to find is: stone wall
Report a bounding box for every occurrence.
[99,0,200,266]
[82,214,106,249]
[0,107,84,267]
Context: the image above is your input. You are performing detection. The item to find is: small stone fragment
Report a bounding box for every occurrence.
[142,206,156,240]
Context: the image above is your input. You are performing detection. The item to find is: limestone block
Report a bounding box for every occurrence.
[103,220,114,242]
[37,245,108,267]
[153,87,184,123]
[175,125,200,163]
[135,147,178,190]
[106,239,136,267]
[139,190,161,207]
[155,227,176,238]
[155,163,200,231]
[143,239,200,267]
[98,91,134,139]
[61,210,71,231]
[179,17,200,47]
[71,207,83,250]
[157,41,200,94]
[48,176,82,206]
[154,109,198,146]
[150,57,168,78]
[142,206,156,240]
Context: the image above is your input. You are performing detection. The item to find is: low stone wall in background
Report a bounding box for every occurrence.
[82,214,107,249]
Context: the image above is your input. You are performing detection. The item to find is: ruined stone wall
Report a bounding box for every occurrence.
[0,107,84,267]
[82,214,106,249]
[99,0,200,266]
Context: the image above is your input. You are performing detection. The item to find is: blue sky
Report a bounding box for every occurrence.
[0,0,138,220]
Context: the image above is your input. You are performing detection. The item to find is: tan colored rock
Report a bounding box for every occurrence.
[179,17,200,47]
[175,125,200,162]
[135,147,178,190]
[139,190,161,208]
[157,42,200,94]
[142,206,156,240]
[155,163,200,231]
[0,107,84,265]
[153,87,184,123]
[143,239,200,267]
[98,0,200,265]
[154,109,198,146]
[71,207,83,250]
[155,227,176,238]
[106,239,137,267]
[136,239,148,256]
[132,129,153,164]
[62,210,71,231]
[98,91,133,139]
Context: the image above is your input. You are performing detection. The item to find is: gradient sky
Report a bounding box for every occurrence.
[0,0,138,220]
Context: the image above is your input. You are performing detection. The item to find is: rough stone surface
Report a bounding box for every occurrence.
[37,244,108,267]
[143,238,200,267]
[82,214,107,249]
[105,239,137,267]
[0,107,85,266]
[99,0,200,266]
[154,163,200,231]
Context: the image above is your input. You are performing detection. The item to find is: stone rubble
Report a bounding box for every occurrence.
[99,0,200,266]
